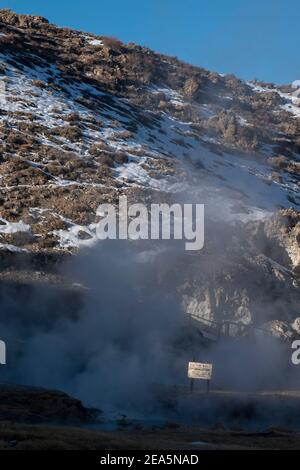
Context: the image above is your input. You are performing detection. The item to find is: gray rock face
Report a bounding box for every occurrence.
[176,217,300,334]
[291,317,300,335]
[245,209,300,271]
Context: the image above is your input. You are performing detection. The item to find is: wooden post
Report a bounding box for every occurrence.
[190,356,196,393]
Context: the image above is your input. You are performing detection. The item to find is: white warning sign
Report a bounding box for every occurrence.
[187,362,212,380]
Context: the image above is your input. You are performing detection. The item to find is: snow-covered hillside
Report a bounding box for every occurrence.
[0,9,298,255]
[0,9,298,340]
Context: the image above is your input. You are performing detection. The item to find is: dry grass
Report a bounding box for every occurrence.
[0,423,158,450]
[0,421,300,450]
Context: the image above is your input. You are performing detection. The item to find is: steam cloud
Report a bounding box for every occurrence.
[0,237,299,426]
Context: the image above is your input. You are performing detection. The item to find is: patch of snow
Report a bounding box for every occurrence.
[247,82,271,93]
[150,86,184,107]
[0,219,31,234]
[247,80,300,118]
[237,115,248,126]
[280,100,300,118]
[84,35,103,46]
[114,156,178,191]
[292,80,300,89]
[53,223,97,248]
[88,39,103,47]
[0,243,29,253]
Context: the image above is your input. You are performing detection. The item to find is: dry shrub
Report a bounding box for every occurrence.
[114,151,128,164]
[89,141,111,155]
[64,112,80,123]
[6,132,30,146]
[267,155,287,169]
[102,36,123,50]
[32,79,47,89]
[110,129,133,141]
[52,125,82,142]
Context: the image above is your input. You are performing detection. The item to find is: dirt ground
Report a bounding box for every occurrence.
[1,385,300,450]
[0,421,300,450]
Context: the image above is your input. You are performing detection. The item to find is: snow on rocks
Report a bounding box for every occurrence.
[0,40,299,254]
[0,243,29,253]
[150,86,185,107]
[0,219,31,234]
[83,35,103,47]
[247,80,300,118]
[87,38,103,47]
[52,223,97,249]
[292,80,300,89]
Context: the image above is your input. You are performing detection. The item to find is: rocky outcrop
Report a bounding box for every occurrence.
[0,9,49,28]
[245,209,300,271]
[177,219,300,332]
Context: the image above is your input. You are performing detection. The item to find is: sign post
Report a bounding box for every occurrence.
[0,340,6,365]
[187,362,212,393]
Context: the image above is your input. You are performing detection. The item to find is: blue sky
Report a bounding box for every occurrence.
[2,0,299,83]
